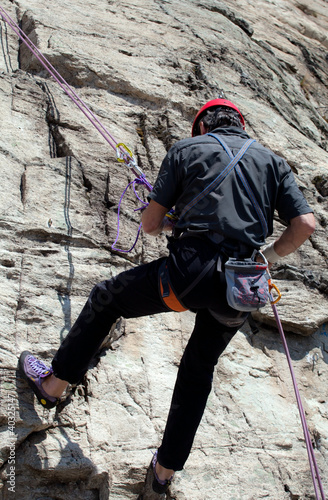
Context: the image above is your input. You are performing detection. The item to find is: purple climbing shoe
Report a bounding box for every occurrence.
[151,451,174,495]
[138,450,174,499]
[19,351,59,409]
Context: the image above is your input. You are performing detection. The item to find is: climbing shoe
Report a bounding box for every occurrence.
[138,451,174,499]
[19,351,59,409]
[151,451,174,494]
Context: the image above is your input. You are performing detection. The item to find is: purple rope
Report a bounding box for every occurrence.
[271,297,326,500]
[111,178,149,253]
[139,174,153,192]
[133,179,151,204]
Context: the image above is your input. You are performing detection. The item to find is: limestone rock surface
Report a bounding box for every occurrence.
[0,0,327,499]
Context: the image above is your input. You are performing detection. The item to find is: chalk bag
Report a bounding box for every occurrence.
[225,254,270,312]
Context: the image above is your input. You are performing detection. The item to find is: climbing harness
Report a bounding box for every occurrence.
[269,282,326,500]
[177,133,270,312]
[176,133,268,243]
[158,260,188,312]
[158,254,217,312]
[0,5,155,252]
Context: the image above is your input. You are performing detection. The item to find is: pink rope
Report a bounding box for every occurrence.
[0,4,153,187]
[0,4,155,253]
[271,297,326,500]
[0,6,121,153]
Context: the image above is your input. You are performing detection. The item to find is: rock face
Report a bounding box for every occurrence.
[0,0,327,498]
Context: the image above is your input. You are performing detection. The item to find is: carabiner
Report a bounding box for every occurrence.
[116,142,145,178]
[165,210,178,222]
[269,280,282,304]
[116,142,134,164]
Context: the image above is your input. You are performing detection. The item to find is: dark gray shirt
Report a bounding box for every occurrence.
[149,127,312,248]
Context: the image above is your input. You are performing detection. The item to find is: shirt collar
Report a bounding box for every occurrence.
[210,126,250,139]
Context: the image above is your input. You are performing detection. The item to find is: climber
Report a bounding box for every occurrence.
[19,98,315,496]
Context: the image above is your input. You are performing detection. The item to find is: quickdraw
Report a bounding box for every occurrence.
[112,142,153,252]
[116,143,148,182]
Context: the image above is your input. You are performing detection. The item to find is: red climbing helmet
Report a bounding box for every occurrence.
[191,98,245,136]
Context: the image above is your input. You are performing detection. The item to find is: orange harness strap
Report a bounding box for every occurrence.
[159,261,188,312]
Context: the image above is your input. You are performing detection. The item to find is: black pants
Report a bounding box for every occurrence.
[52,237,248,471]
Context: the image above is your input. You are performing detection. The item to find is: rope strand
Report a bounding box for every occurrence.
[111,178,149,253]
[0,4,154,252]
[0,7,120,149]
[271,297,326,500]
